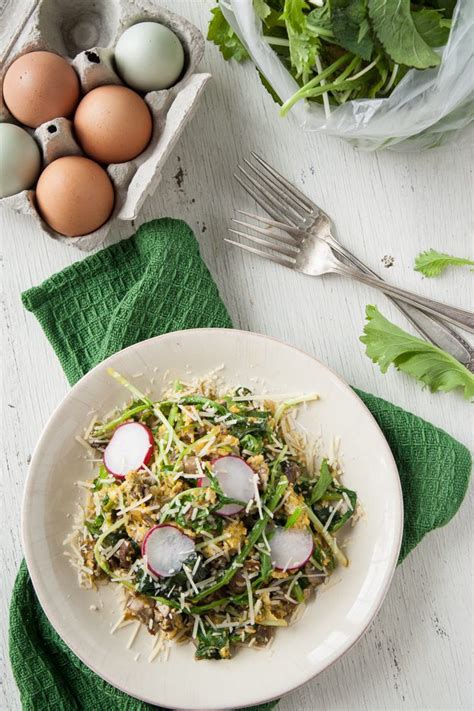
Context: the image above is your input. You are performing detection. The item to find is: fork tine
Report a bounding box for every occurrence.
[234,170,299,227]
[225,239,295,268]
[243,158,311,221]
[228,228,298,259]
[250,152,315,213]
[231,218,298,247]
[235,210,307,242]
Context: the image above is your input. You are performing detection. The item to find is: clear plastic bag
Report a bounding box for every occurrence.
[222,0,474,151]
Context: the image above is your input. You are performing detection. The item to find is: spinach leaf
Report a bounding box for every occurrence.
[368,0,441,68]
[195,627,230,660]
[309,459,332,504]
[332,0,374,61]
[85,514,104,536]
[412,9,451,47]
[241,433,264,454]
[92,466,109,491]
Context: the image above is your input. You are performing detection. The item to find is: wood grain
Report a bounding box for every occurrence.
[1,1,472,709]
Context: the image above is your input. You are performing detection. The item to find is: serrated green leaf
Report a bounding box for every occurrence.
[414,249,474,278]
[360,305,474,399]
[282,0,321,80]
[207,6,249,62]
[332,0,374,61]
[253,0,273,20]
[412,8,451,47]
[306,6,333,35]
[368,0,441,68]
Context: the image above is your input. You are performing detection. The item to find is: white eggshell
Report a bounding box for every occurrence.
[114,21,185,92]
[0,123,42,198]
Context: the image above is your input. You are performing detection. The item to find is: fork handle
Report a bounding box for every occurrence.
[335,264,474,334]
[326,237,474,369]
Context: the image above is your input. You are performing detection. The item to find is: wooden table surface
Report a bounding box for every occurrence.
[1,1,472,709]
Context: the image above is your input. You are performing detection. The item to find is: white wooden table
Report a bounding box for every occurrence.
[1,1,472,709]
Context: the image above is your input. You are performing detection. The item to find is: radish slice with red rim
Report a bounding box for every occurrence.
[199,455,256,515]
[142,524,195,578]
[103,422,153,479]
[269,526,313,571]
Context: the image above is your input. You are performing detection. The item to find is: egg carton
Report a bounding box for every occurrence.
[0,0,210,250]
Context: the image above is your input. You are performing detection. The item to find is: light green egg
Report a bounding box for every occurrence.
[0,123,42,198]
[115,22,185,92]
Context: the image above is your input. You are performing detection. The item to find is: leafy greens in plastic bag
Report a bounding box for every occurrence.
[208,0,473,150]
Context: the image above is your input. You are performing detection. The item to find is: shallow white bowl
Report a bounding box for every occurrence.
[22,329,403,709]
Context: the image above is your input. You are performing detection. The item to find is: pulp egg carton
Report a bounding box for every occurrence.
[0,0,210,250]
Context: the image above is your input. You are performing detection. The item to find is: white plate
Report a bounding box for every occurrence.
[22,329,403,710]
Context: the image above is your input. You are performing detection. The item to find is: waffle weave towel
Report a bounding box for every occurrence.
[10,218,471,711]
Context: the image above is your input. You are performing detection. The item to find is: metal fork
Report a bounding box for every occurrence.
[226,153,474,367]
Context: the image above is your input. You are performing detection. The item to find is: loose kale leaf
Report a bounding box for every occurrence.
[207,6,249,62]
[360,305,474,399]
[368,0,441,68]
[412,9,451,48]
[414,249,474,278]
[332,0,374,61]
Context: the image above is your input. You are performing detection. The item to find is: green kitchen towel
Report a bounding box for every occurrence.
[11,218,471,711]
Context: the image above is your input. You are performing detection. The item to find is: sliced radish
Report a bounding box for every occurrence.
[142,524,195,578]
[199,455,256,515]
[103,422,153,479]
[269,527,313,571]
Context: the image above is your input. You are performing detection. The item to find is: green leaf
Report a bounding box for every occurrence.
[360,305,474,399]
[259,549,273,580]
[254,0,273,20]
[306,6,334,35]
[207,6,249,62]
[195,626,230,660]
[309,459,333,504]
[414,249,474,278]
[285,506,303,528]
[425,0,457,19]
[282,0,321,80]
[412,9,451,47]
[332,0,374,61]
[257,69,283,105]
[368,0,441,69]
[85,514,104,536]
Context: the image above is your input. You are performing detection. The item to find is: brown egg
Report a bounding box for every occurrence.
[35,156,114,237]
[3,51,80,128]
[74,85,153,164]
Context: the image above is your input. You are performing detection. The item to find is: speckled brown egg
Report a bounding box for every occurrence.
[35,156,114,237]
[3,51,80,128]
[74,85,153,164]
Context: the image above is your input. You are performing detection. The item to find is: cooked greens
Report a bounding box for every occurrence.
[68,372,359,659]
